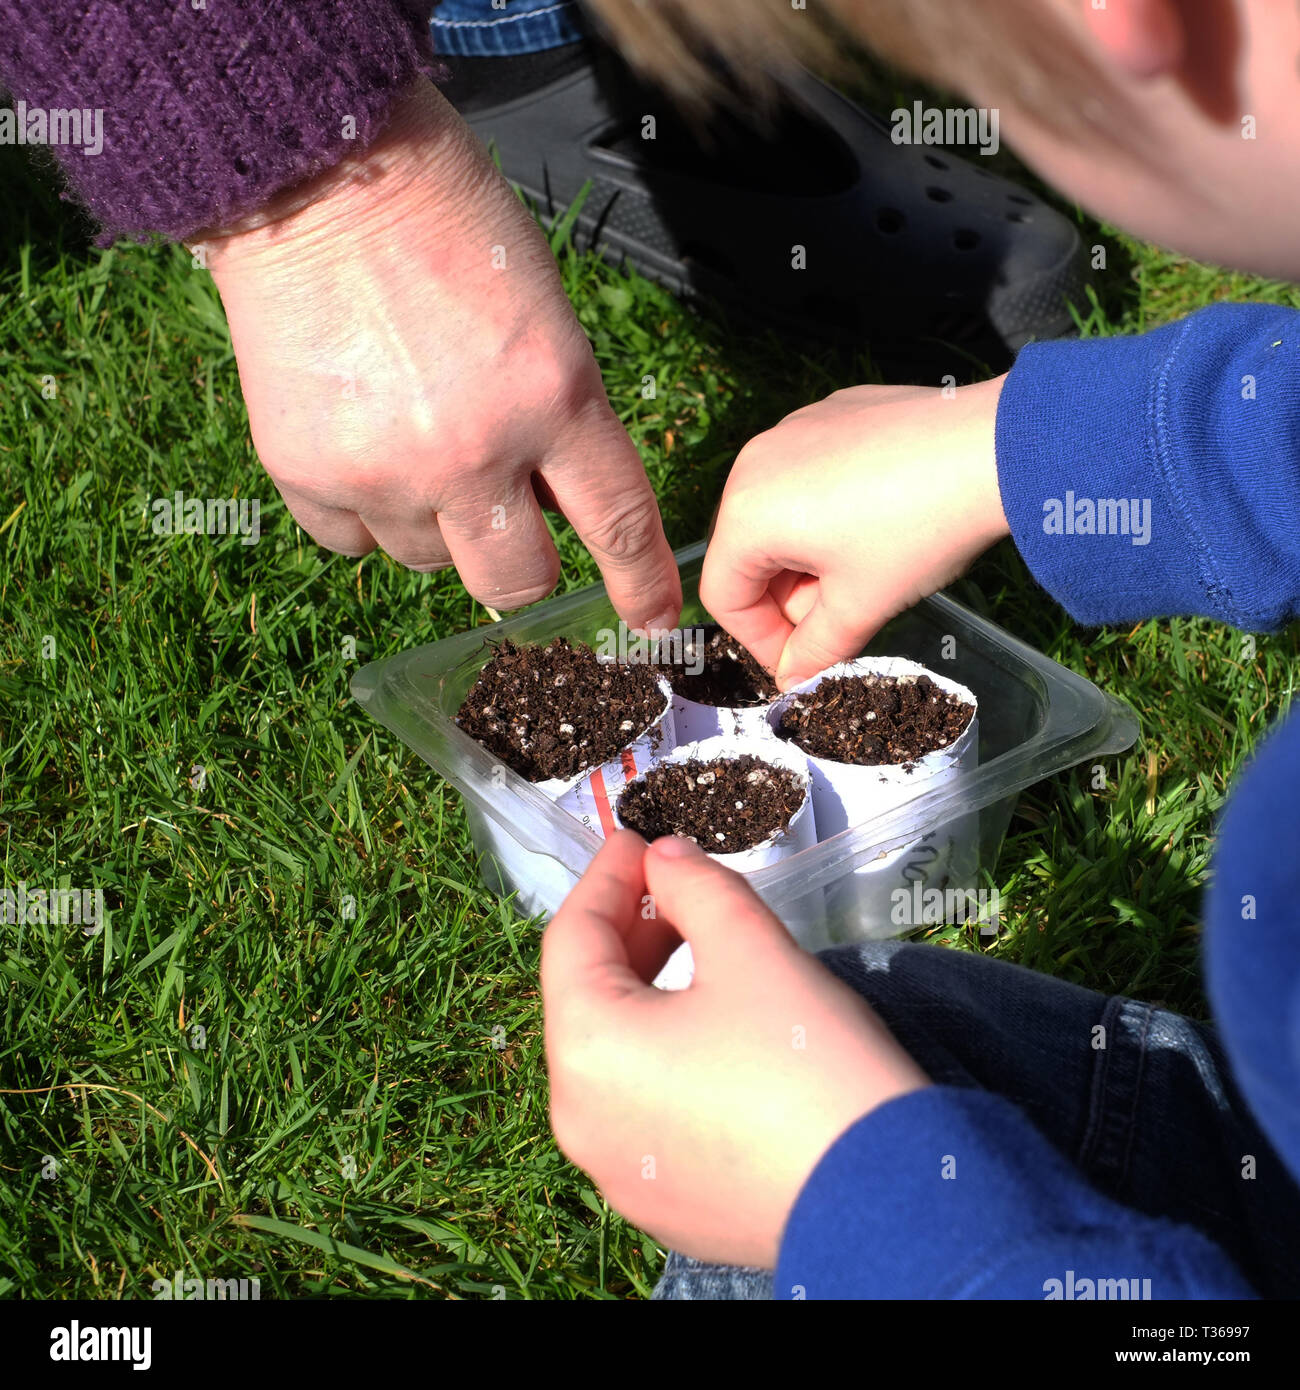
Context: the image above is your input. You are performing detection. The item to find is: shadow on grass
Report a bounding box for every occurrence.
[0,139,100,277]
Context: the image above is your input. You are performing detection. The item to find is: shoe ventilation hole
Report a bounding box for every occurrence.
[1007,193,1034,205]
[1006,211,1028,223]
[876,207,906,234]
[926,186,954,203]
[924,155,949,170]
[953,228,981,251]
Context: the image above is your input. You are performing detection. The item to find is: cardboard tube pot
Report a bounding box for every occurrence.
[664,627,780,746]
[769,658,979,943]
[613,734,823,988]
[537,674,677,839]
[470,675,676,912]
[669,693,778,746]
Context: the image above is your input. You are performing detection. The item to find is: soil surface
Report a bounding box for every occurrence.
[456,638,667,783]
[777,673,973,766]
[616,753,804,853]
[668,625,778,708]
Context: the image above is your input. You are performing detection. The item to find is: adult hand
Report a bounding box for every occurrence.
[543,832,928,1269]
[201,81,681,631]
[702,378,1009,688]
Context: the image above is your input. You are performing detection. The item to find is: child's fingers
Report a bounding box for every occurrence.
[774,590,883,691]
[770,570,819,628]
[541,832,676,1007]
[698,570,818,688]
[642,836,798,974]
[700,543,796,676]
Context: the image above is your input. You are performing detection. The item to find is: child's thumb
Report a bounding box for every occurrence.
[641,836,798,971]
[775,594,881,691]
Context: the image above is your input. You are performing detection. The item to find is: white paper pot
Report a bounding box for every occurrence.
[465,801,580,921]
[612,734,823,988]
[662,625,780,748]
[669,692,780,746]
[768,658,979,943]
[465,676,676,918]
[533,675,677,841]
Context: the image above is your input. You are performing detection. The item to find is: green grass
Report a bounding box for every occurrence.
[2,102,1300,1300]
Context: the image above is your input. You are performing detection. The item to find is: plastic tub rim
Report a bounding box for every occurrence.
[350,541,1140,909]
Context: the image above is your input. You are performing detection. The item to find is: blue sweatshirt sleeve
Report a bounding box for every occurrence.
[995,303,1300,630]
[1205,713,1300,1213]
[775,1087,1255,1300]
[774,307,1299,1300]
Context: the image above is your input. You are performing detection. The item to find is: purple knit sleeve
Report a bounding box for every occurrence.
[0,1,439,241]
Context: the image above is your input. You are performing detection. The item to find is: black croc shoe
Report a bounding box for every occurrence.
[448,46,1087,372]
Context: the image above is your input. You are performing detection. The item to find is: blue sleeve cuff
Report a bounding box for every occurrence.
[774,1087,1254,1300]
[995,304,1300,631]
[1206,713,1300,1189]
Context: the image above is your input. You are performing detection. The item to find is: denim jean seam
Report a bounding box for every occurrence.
[1079,994,1149,1189]
[1078,995,1114,1171]
[1117,999,1152,1185]
[1159,1016,1268,1238]
[432,3,573,27]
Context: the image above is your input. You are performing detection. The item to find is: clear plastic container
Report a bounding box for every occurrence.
[769,657,979,942]
[350,542,1139,940]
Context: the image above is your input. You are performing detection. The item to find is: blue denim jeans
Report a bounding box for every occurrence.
[653,939,1300,1300]
[431,0,588,57]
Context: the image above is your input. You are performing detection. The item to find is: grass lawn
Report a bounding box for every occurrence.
[2,98,1299,1300]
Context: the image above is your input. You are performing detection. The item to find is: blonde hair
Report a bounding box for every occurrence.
[582,0,1114,128]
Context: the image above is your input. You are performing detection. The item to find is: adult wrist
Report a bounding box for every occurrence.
[196,80,484,278]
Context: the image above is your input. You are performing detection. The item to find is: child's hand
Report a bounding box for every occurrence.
[702,378,1010,689]
[542,831,928,1269]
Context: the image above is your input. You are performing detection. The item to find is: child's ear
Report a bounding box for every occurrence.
[1080,0,1185,79]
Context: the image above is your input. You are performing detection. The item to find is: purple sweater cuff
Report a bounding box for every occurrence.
[0,1,438,241]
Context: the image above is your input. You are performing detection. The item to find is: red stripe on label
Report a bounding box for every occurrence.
[589,766,617,837]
